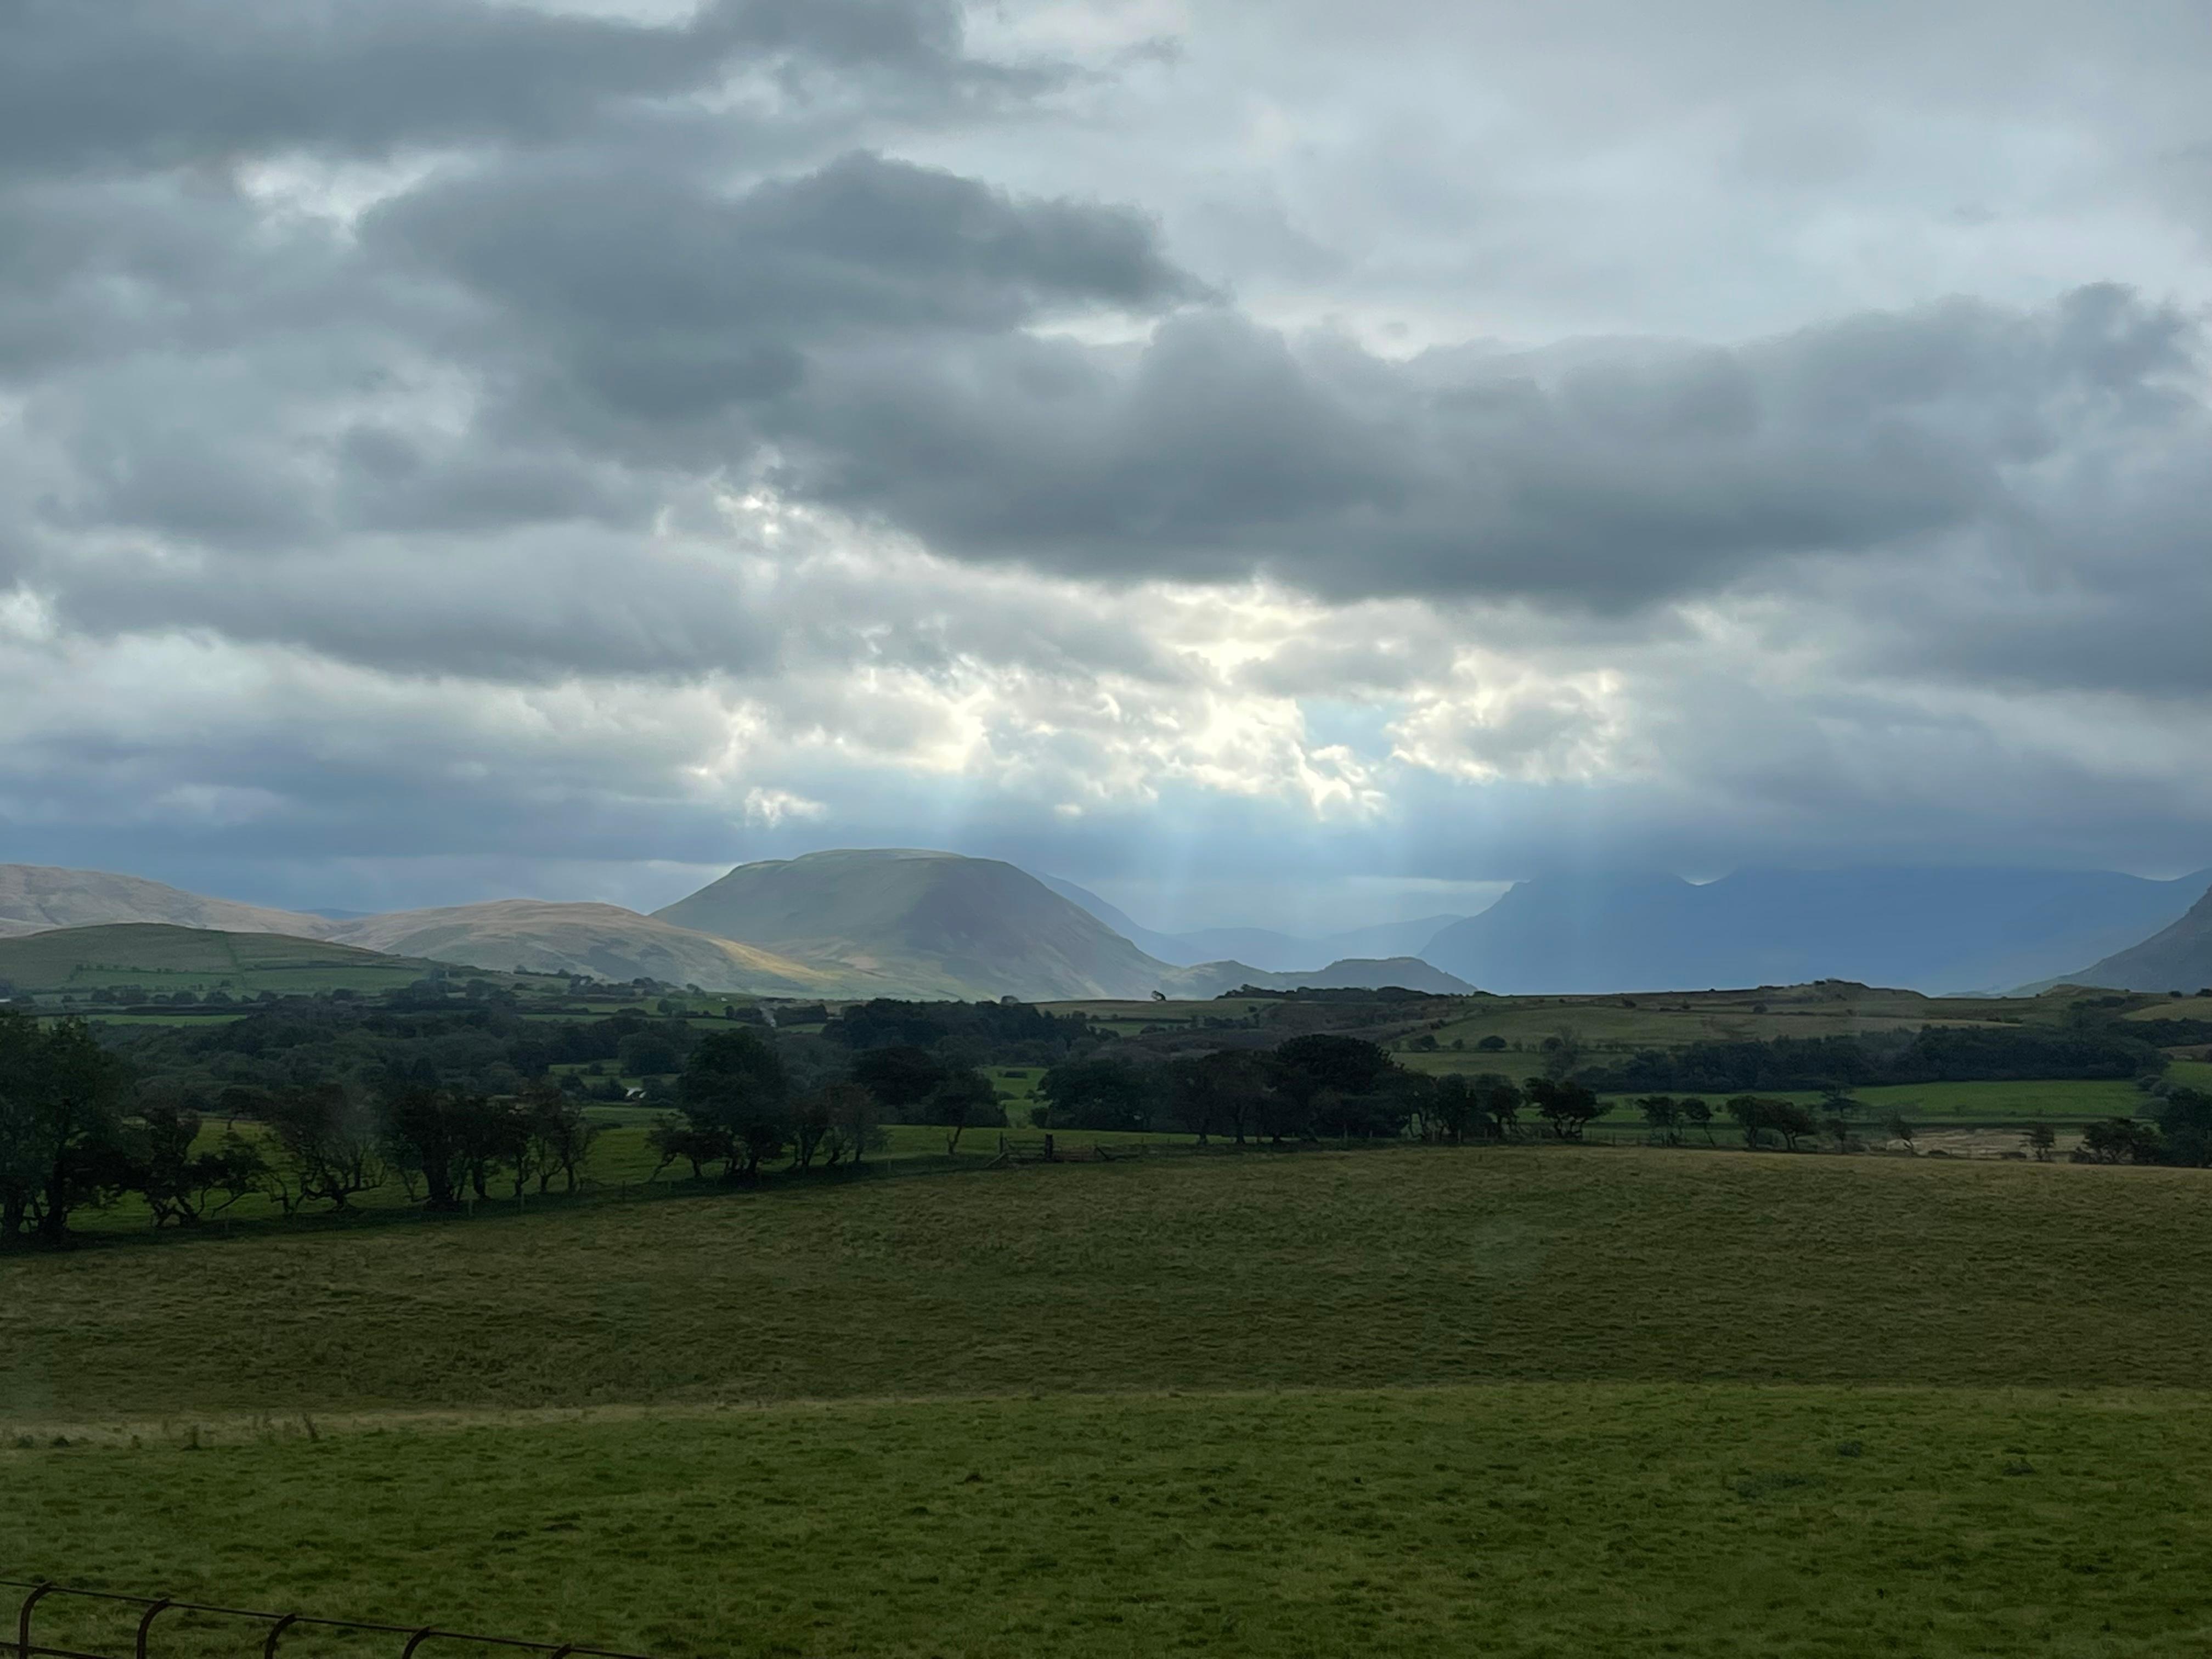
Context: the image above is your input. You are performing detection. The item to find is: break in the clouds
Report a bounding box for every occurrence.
[2,0,2209,930]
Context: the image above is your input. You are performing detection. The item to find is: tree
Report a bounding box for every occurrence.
[2023,1123,2057,1162]
[263,1085,386,1212]
[1678,1097,1714,1144]
[1039,1056,1157,1133]
[925,1069,1002,1154]
[817,1081,887,1166]
[2079,1116,2163,1165]
[2153,1089,2212,1167]
[1884,1111,1917,1154]
[1475,1034,1508,1053]
[850,1046,947,1120]
[1171,1049,1272,1144]
[679,1029,790,1178]
[0,1014,134,1246]
[1273,1036,1403,1141]
[130,1101,264,1227]
[1526,1077,1602,1141]
[381,1085,469,1210]
[1635,1095,1681,1146]
[1475,1074,1525,1140]
[520,1079,598,1193]
[1426,1074,1482,1144]
[1724,1095,1816,1152]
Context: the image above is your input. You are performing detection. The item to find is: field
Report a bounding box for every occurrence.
[0,923,462,999]
[10,1148,2212,1655]
[13,1386,2212,1659]
[15,949,2212,1659]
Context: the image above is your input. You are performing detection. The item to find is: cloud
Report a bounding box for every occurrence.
[0,0,2209,923]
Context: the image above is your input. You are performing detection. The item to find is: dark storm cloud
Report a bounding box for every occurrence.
[760,284,2200,609]
[0,0,985,177]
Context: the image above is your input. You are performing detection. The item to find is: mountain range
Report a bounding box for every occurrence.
[1418,866,2212,995]
[0,854,1472,1002]
[2,853,2205,1001]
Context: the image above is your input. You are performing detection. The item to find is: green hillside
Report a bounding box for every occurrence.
[0,923,437,996]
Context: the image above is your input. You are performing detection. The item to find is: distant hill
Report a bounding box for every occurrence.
[0,922,434,993]
[2064,888,2212,992]
[657,849,1185,1001]
[324,901,843,995]
[0,864,329,939]
[1037,875,1465,971]
[1167,956,1475,997]
[1421,867,2212,995]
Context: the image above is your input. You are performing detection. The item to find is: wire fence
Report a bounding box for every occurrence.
[4,1583,661,1659]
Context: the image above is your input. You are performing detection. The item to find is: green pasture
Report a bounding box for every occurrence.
[0,924,437,998]
[10,1384,2212,1659]
[16,1148,2212,1420]
[13,1148,2212,1656]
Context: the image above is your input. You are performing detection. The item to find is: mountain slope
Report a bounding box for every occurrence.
[2066,888,2212,992]
[325,901,843,995]
[1037,874,1464,970]
[658,849,1189,1000]
[0,864,330,939]
[0,923,436,992]
[1421,866,2212,995]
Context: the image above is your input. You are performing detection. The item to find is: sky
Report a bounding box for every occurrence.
[2,0,2210,934]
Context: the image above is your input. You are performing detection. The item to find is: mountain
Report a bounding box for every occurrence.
[1167,956,1475,997]
[0,922,436,992]
[1037,875,1464,970]
[323,901,842,995]
[0,864,329,939]
[2064,888,2212,992]
[657,849,1185,1000]
[1422,867,2212,995]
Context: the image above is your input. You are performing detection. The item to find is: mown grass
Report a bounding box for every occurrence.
[10,1384,2212,1659]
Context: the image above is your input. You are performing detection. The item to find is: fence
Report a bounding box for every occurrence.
[4,1584,659,1659]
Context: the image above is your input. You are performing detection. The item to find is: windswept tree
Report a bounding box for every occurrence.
[0,1013,134,1246]
[263,1084,386,1212]
[1678,1097,1714,1144]
[1526,1077,1603,1141]
[132,1101,264,1227]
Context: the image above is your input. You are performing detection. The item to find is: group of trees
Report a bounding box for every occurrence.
[1589,1024,2166,1096]
[1026,1037,1611,1146]
[1,1011,605,1246]
[646,1029,1009,1183]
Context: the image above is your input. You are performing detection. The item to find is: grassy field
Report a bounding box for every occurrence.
[12,1385,2212,1659]
[14,1147,2212,1656]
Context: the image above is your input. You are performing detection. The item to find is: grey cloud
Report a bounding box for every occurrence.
[761,285,2198,608]
[367,149,1204,426]
[0,0,984,177]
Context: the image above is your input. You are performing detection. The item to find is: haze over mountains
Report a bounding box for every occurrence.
[1421,867,2212,995]
[2066,887,2212,993]
[2,852,2207,1000]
